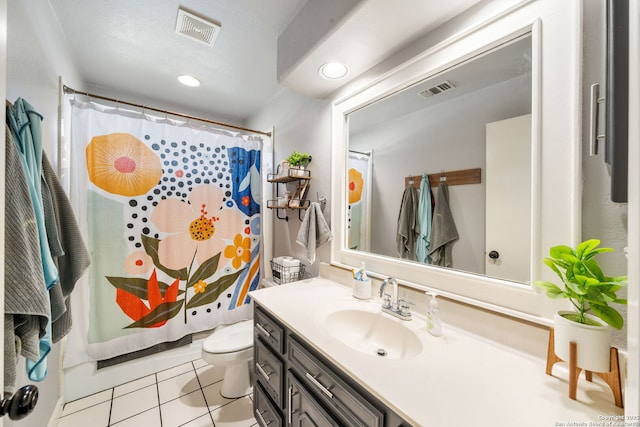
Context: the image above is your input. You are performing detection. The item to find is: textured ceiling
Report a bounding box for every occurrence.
[49,0,307,124]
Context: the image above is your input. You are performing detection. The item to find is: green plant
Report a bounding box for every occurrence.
[534,239,627,329]
[286,150,311,167]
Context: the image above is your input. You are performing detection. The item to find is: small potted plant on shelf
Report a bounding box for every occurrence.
[286,150,311,177]
[534,239,627,372]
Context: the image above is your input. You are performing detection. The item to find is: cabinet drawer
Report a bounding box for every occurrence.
[255,337,284,409]
[288,337,384,427]
[254,381,283,427]
[255,306,285,354]
[287,372,340,427]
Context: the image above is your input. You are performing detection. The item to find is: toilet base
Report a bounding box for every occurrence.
[220,360,253,398]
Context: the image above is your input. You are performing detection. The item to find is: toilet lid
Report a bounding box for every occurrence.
[203,320,253,353]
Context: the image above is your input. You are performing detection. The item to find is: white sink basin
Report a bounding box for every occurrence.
[324,308,423,359]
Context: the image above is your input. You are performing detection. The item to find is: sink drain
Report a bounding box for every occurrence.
[376,348,387,357]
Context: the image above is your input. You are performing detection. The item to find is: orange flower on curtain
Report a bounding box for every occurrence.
[124,251,153,275]
[115,269,181,328]
[150,184,243,271]
[224,234,251,269]
[86,132,162,196]
[348,168,364,204]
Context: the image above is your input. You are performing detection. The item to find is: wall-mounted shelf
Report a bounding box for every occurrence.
[267,167,311,221]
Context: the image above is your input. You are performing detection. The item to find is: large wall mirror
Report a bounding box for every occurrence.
[348,33,532,284]
[331,9,581,320]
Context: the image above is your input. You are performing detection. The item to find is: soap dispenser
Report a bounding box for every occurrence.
[425,292,442,337]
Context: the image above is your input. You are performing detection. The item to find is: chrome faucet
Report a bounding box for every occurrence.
[379,277,412,320]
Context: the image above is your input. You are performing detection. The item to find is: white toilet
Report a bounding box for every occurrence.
[201,319,254,398]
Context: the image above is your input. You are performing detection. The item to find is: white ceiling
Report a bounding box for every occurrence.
[49,0,307,123]
[279,0,485,98]
[49,0,484,125]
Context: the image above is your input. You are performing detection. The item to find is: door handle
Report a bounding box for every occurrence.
[589,83,605,156]
[0,385,38,420]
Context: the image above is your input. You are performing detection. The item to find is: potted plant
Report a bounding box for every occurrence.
[534,239,627,372]
[286,150,311,176]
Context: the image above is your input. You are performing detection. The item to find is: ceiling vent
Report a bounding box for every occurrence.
[175,8,221,47]
[418,80,456,98]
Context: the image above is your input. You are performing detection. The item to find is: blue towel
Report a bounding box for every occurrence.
[416,174,432,263]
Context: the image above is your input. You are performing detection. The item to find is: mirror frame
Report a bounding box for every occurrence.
[330,11,580,323]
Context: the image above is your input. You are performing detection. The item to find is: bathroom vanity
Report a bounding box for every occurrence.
[250,277,623,427]
[252,300,408,426]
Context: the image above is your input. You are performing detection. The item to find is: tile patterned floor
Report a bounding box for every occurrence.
[56,358,258,427]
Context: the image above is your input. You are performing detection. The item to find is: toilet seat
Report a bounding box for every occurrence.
[203,319,253,354]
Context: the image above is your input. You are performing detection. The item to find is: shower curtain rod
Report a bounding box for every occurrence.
[62,85,272,137]
[348,149,371,156]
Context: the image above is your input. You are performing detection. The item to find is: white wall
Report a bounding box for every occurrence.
[5,1,84,425]
[626,0,639,412]
[247,89,333,277]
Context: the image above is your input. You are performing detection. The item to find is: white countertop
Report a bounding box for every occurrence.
[250,277,624,427]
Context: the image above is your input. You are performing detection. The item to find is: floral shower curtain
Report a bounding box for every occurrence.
[347,151,372,251]
[64,100,262,366]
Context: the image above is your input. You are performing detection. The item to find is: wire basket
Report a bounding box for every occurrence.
[271,260,305,284]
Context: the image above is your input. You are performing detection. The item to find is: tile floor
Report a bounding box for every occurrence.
[56,358,258,427]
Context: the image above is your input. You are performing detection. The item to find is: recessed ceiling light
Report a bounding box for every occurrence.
[319,62,349,80]
[177,74,201,87]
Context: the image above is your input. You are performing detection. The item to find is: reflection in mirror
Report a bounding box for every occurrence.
[347,33,532,284]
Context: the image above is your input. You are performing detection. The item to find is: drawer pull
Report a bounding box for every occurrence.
[287,386,294,424]
[255,409,271,426]
[255,363,270,381]
[256,323,271,337]
[305,372,334,399]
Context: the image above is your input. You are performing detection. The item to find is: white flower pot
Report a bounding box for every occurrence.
[554,311,612,372]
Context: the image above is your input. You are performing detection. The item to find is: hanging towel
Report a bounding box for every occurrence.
[396,185,419,259]
[6,98,59,288]
[7,98,59,382]
[296,202,333,264]
[429,182,459,267]
[415,174,432,263]
[41,151,91,342]
[4,126,50,395]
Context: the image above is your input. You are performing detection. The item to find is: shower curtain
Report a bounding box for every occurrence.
[63,100,262,367]
[347,151,372,251]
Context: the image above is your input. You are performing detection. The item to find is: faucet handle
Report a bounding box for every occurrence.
[381,293,392,309]
[398,299,414,317]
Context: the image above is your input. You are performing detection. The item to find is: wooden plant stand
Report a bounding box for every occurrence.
[545,328,623,408]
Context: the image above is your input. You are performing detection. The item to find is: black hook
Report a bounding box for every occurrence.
[0,385,39,420]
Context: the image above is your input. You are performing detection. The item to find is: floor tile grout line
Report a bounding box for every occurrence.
[108,406,160,427]
[155,373,163,427]
[192,361,217,427]
[58,399,111,419]
[107,387,114,426]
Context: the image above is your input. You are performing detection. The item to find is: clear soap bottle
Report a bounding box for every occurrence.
[425,292,442,337]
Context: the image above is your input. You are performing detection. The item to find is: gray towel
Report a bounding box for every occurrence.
[396,185,419,259]
[41,151,91,342]
[429,182,458,267]
[296,202,333,264]
[4,126,50,395]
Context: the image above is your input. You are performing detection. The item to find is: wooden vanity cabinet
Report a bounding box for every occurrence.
[253,303,410,427]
